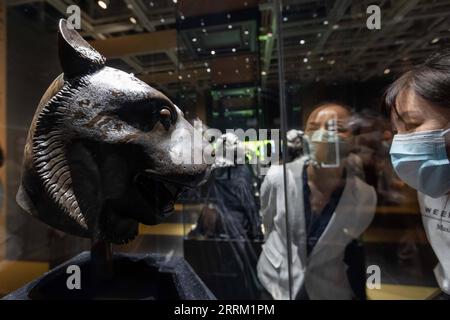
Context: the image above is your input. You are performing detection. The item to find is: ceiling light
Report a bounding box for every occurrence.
[211,50,216,55]
[192,37,197,42]
[228,24,233,29]
[172,0,177,3]
[261,71,267,76]
[323,20,329,25]
[320,56,324,61]
[129,17,137,24]
[97,0,108,9]
[384,68,391,75]
[244,30,249,35]
[332,24,339,30]
[431,38,440,44]
[300,40,305,45]
[178,75,183,80]
[197,48,201,52]
[232,48,236,53]
[149,1,154,7]
[206,68,211,73]
[303,58,308,63]
[235,69,239,74]
[160,18,165,23]
[283,17,288,22]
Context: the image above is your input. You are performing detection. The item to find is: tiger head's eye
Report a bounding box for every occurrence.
[159,108,173,130]
[160,108,171,118]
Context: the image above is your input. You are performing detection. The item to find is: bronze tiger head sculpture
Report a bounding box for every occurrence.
[16,20,210,244]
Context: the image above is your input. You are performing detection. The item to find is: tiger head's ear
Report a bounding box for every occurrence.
[58,19,105,79]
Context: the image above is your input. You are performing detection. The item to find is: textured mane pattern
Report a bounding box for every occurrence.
[32,77,89,230]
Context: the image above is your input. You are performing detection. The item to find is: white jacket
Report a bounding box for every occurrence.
[257,157,376,300]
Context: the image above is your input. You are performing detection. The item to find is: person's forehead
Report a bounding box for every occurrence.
[310,105,350,122]
[394,89,420,116]
[393,88,442,121]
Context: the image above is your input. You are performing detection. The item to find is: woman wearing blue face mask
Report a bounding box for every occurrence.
[384,48,450,299]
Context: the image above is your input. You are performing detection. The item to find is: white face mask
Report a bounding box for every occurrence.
[390,128,450,198]
[304,128,351,167]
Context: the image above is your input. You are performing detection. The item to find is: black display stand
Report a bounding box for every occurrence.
[184,238,264,300]
[3,251,216,300]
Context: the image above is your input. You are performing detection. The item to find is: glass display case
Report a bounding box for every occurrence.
[0,0,449,300]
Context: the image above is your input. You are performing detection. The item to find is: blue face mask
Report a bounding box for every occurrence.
[390,129,450,198]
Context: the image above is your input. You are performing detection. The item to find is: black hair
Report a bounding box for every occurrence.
[383,48,450,117]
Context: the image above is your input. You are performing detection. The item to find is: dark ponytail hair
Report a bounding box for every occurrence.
[383,48,450,115]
